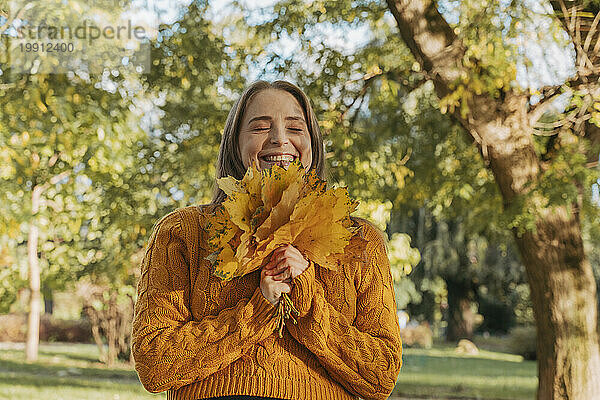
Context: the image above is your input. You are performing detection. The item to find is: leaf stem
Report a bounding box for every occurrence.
[275,293,300,337]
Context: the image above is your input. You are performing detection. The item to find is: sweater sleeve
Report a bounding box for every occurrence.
[131,210,278,393]
[285,222,403,400]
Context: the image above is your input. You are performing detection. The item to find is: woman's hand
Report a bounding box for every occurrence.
[263,244,310,281]
[260,267,292,306]
[260,244,309,306]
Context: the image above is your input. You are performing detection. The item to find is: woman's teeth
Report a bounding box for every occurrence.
[260,155,297,167]
[262,155,295,162]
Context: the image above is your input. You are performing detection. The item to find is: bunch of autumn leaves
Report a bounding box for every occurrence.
[202,159,367,337]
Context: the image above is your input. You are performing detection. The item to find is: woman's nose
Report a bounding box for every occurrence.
[269,120,288,144]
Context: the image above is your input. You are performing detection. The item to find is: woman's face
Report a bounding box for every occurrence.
[238,89,312,172]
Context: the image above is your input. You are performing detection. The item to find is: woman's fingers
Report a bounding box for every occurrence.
[263,244,309,281]
[263,246,289,270]
[260,266,293,305]
[265,261,288,275]
[263,259,280,271]
[272,267,291,281]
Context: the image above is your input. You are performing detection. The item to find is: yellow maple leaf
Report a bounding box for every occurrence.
[255,177,302,242]
[260,160,303,210]
[211,245,238,281]
[206,206,238,251]
[244,160,264,210]
[218,175,245,197]
[223,191,253,232]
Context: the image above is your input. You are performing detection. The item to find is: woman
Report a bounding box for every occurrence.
[131,80,403,400]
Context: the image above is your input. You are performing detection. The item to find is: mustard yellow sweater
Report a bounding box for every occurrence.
[132,204,403,400]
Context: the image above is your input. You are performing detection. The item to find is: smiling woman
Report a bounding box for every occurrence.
[237,88,312,172]
[215,80,326,205]
[131,80,403,400]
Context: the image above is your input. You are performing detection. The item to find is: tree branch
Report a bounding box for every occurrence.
[549,0,600,73]
[339,72,382,121]
[527,72,600,125]
[385,70,428,93]
[385,0,463,99]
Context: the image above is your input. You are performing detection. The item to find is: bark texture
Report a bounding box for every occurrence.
[386,0,600,398]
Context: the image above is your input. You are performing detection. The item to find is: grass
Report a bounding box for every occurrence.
[393,342,537,399]
[0,343,163,400]
[0,341,537,400]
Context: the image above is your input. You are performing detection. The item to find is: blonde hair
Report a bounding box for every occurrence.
[210,80,327,205]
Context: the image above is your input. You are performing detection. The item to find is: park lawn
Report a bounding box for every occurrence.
[0,343,163,400]
[393,344,537,399]
[0,342,537,399]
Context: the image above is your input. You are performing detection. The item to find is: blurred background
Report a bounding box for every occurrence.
[1,0,599,399]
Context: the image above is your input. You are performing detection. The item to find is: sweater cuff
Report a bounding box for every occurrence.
[289,260,316,318]
[252,285,278,323]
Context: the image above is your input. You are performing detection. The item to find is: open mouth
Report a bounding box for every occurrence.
[259,155,298,167]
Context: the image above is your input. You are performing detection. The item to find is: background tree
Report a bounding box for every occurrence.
[384,0,600,397]
[0,0,250,364]
[0,0,157,361]
[0,69,150,361]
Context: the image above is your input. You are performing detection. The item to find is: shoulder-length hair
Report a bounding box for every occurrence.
[210,80,327,205]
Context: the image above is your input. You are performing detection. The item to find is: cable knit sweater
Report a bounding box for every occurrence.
[132,204,403,400]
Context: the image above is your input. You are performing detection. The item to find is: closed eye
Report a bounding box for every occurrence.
[252,127,303,133]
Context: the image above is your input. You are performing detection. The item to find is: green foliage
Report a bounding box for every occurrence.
[439,0,569,116]
[0,6,157,297]
[0,236,26,312]
[141,1,235,207]
[503,133,599,237]
[0,0,244,314]
[388,232,421,278]
[438,0,518,116]
[395,279,422,310]
[354,199,421,307]
[0,0,148,74]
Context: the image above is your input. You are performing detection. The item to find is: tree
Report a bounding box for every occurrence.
[0,0,150,359]
[416,212,527,340]
[384,0,600,397]
[0,0,254,364]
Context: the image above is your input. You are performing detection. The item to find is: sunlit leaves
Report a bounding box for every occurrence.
[203,159,364,280]
[388,233,421,280]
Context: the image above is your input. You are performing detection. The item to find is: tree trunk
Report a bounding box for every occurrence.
[512,206,600,399]
[385,0,600,397]
[85,306,107,363]
[445,278,476,342]
[44,291,53,315]
[26,185,43,362]
[43,298,53,315]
